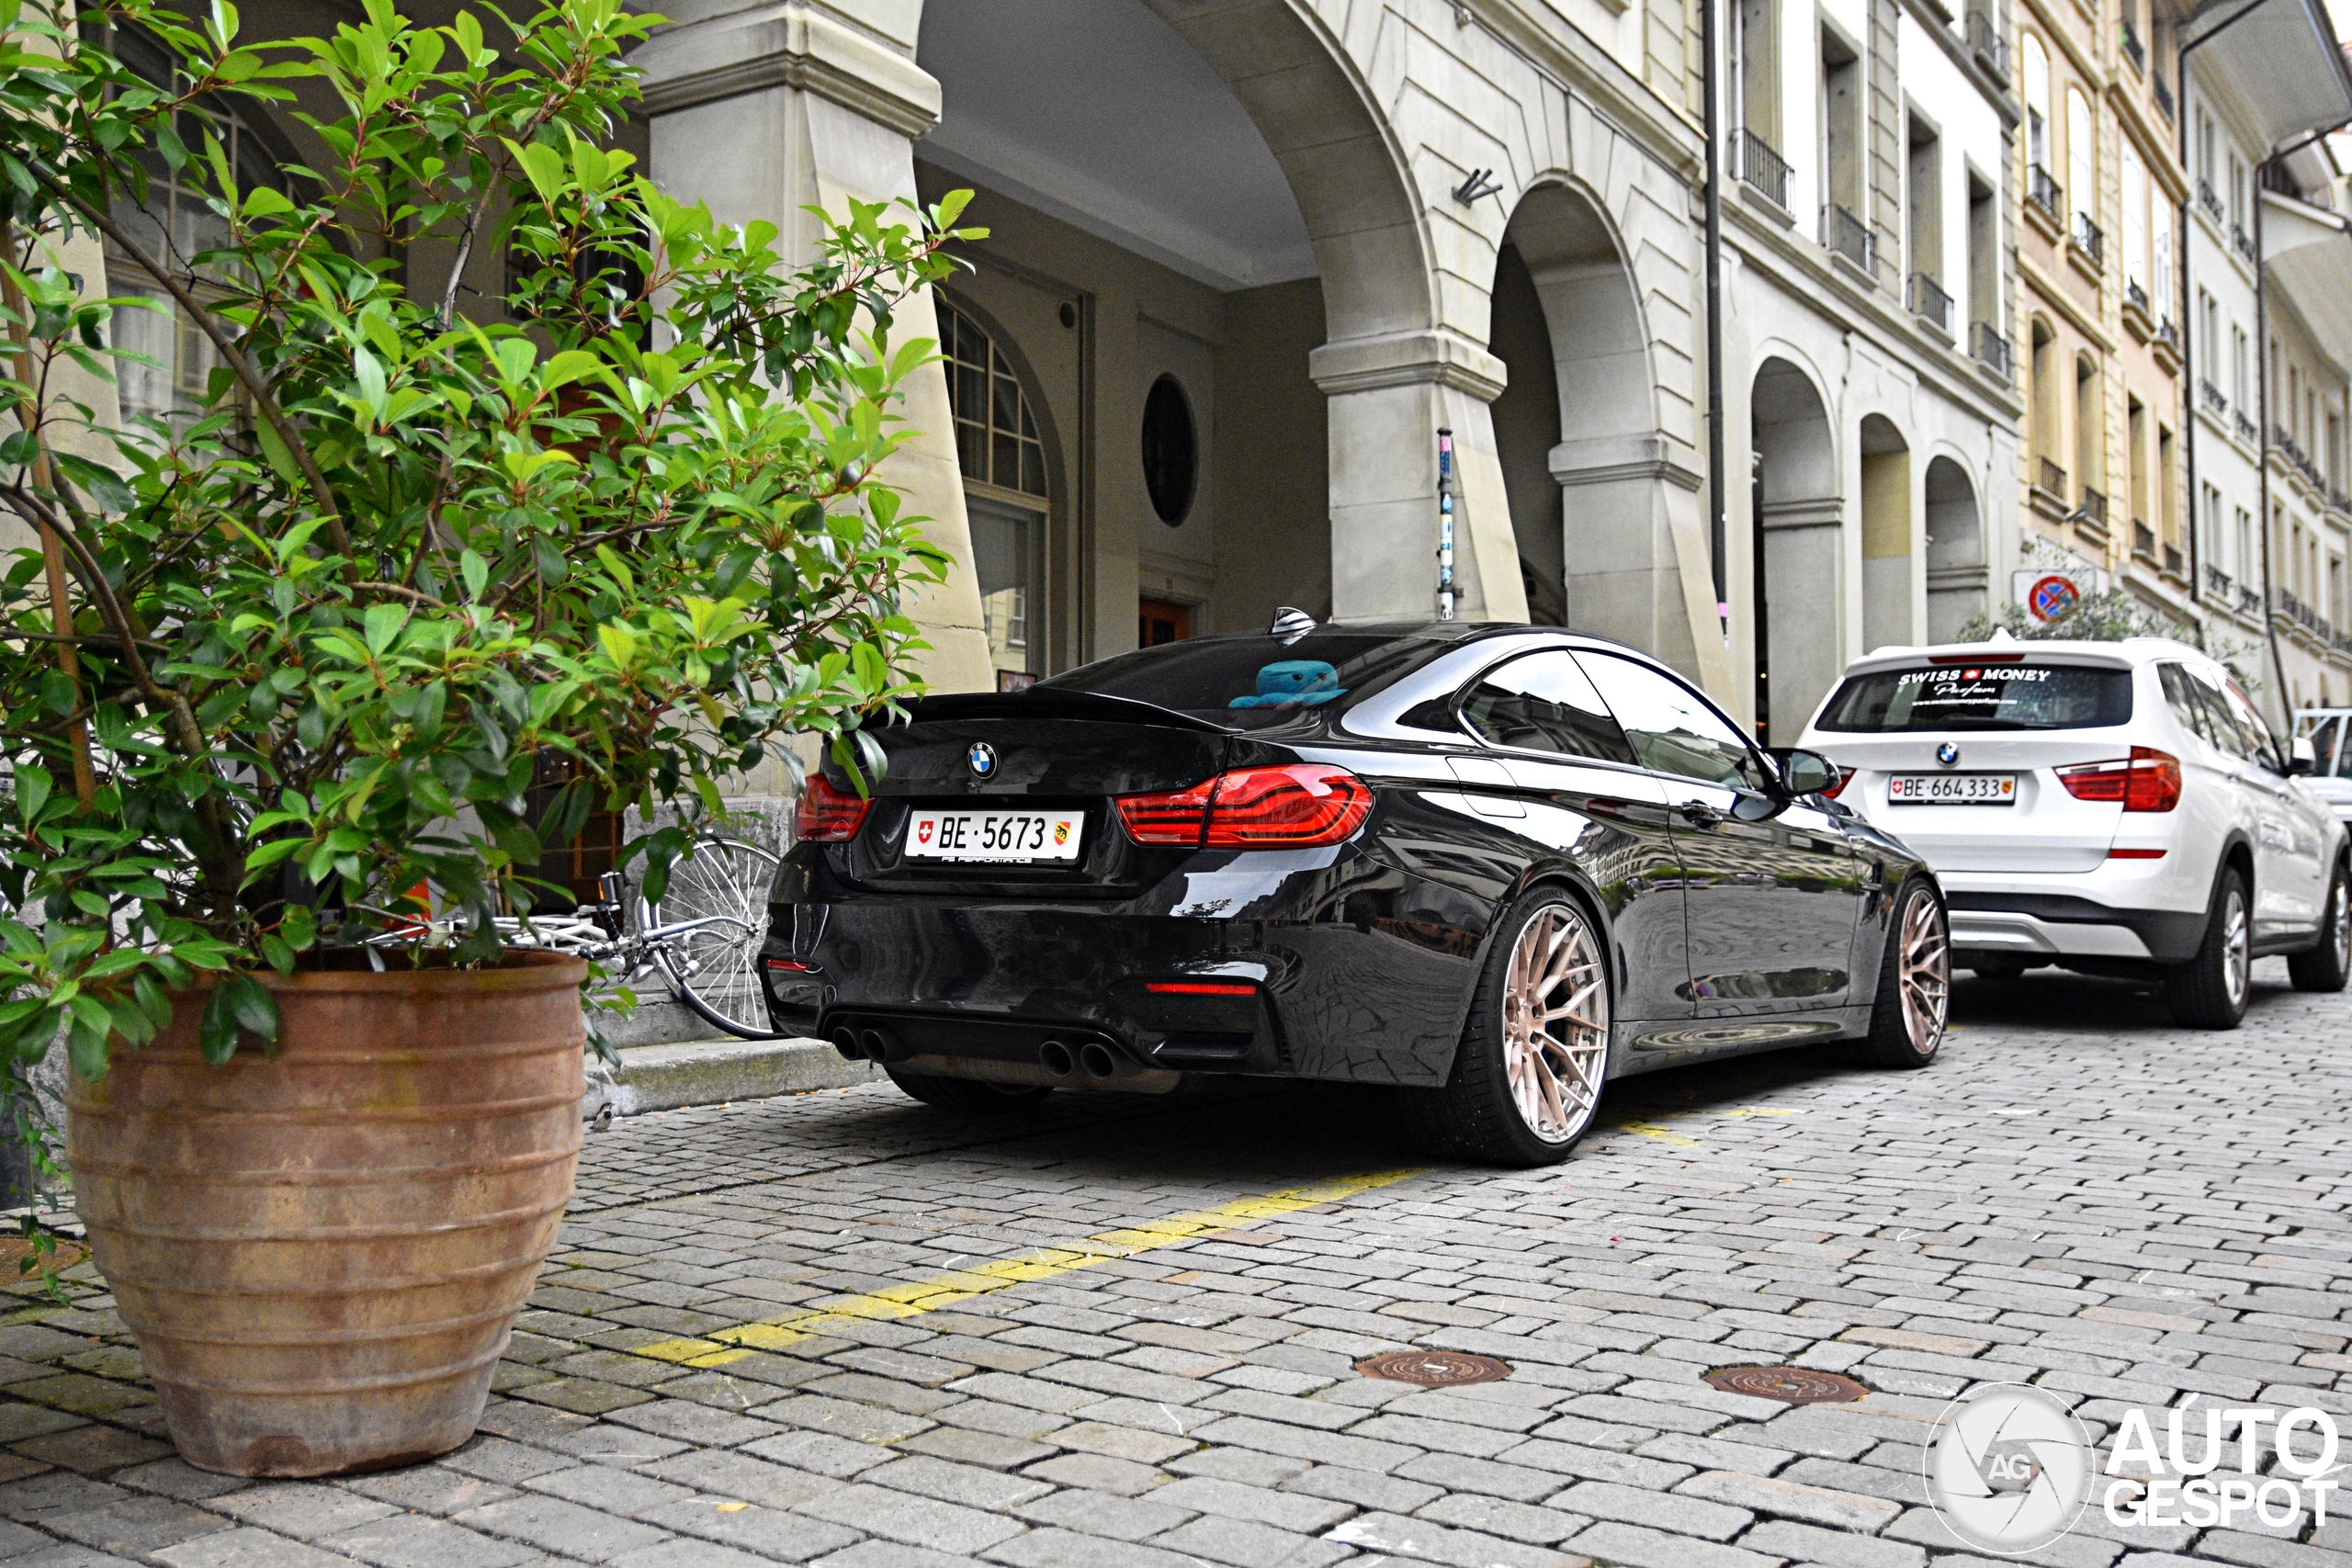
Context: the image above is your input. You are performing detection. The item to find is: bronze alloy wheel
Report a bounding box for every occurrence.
[1500,904,1611,1143]
[1898,890,1951,1055]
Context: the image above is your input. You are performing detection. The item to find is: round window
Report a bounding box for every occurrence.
[1140,374,1196,525]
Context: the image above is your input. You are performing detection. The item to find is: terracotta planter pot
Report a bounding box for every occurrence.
[66,952,586,1477]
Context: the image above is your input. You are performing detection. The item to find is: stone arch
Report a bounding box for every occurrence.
[1489,180,1656,631]
[1859,413,1914,654]
[1132,0,1434,343]
[1923,454,1984,643]
[1750,355,1841,743]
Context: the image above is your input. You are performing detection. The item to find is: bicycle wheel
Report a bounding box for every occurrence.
[637,836,784,1040]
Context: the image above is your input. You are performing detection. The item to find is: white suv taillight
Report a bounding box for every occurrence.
[2056,747,2183,812]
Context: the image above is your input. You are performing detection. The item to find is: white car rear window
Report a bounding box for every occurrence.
[1815,662,2133,731]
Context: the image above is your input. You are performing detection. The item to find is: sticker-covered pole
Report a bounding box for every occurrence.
[1436,428,1456,621]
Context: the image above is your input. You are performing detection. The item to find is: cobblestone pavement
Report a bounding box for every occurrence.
[0,962,2345,1568]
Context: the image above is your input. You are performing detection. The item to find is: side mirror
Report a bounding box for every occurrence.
[1779,749,1839,795]
[2290,735,2317,776]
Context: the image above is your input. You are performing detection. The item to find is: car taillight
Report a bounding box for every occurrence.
[2056,746,2182,812]
[1114,764,1372,849]
[794,774,874,841]
[1114,776,1216,844]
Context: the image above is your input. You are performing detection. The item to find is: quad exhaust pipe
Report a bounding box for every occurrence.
[830,1024,904,1064]
[1038,1040,1075,1077]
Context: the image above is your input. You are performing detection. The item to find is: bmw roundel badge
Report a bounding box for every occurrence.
[1936,741,1960,767]
[967,740,998,779]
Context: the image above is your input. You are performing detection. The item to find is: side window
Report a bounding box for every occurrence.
[2159,663,2217,749]
[2310,716,2342,776]
[1576,652,1770,791]
[2184,667,2251,762]
[1459,652,1638,765]
[2222,682,2283,773]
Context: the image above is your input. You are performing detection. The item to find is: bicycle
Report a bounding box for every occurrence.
[367,835,785,1040]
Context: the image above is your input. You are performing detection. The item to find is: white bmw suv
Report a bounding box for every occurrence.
[1796,637,2349,1027]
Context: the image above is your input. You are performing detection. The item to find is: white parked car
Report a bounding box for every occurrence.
[2292,708,2352,825]
[1797,637,2348,1027]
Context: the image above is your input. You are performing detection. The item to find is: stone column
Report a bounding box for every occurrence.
[1308,330,1531,626]
[630,2,992,706]
[1551,433,1719,687]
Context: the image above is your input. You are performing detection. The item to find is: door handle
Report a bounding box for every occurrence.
[1679,799,1723,829]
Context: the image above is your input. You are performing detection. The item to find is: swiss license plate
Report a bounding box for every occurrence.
[906,809,1085,863]
[1887,773,2018,806]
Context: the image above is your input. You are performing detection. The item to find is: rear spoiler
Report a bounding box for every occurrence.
[904,689,1234,734]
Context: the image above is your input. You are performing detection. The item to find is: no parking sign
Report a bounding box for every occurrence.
[2029,573,2081,623]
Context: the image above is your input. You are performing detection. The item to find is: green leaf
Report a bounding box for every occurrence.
[14,765,50,827]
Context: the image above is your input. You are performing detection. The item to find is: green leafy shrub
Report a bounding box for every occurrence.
[0,0,978,1120]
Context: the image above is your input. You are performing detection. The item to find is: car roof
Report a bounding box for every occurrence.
[1833,636,2209,677]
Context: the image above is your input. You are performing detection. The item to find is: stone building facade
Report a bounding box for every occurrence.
[622,0,2026,739]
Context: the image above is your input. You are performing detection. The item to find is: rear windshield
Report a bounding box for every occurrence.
[1037,631,1437,726]
[1815,662,2134,731]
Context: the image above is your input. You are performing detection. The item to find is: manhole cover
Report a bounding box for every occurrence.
[1355,1350,1511,1388]
[1703,1366,1868,1404]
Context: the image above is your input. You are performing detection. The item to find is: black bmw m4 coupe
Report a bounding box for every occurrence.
[760,615,1950,1165]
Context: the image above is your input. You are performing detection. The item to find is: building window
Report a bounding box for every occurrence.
[2023,35,2050,174]
[1821,27,1863,222]
[941,299,1049,687]
[2068,90,2096,234]
[1139,375,1197,525]
[2122,143,2147,293]
[2076,354,2105,507]
[941,300,1046,499]
[104,75,287,434]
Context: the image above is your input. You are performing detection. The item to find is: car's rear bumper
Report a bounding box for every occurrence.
[761,875,1486,1090]
[1944,894,2206,962]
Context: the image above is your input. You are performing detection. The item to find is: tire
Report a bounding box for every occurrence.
[1396,888,1611,1168]
[2165,866,2252,1029]
[1848,879,1950,1068]
[884,1068,1053,1111]
[640,837,784,1040]
[2288,859,2351,993]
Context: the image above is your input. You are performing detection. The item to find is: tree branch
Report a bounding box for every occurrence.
[56,186,356,562]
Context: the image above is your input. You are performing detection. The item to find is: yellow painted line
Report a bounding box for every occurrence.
[630,1168,1426,1368]
[1622,1122,1699,1147]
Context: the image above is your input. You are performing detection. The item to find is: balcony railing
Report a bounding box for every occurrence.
[2078,486,2109,527]
[2133,519,2157,558]
[2120,19,2145,71]
[2029,164,2064,220]
[2333,487,2352,514]
[2153,70,2175,122]
[2038,457,2068,496]
[2200,378,2228,413]
[1736,130,1792,210]
[2155,316,2178,351]
[2165,543,2184,576]
[1965,6,2008,73]
[2242,584,2265,615]
[1824,203,1874,275]
[2233,223,2256,265]
[2125,279,2149,314]
[2208,564,2234,599]
[2198,179,2225,224]
[2235,410,2260,443]
[2074,212,2105,266]
[1971,321,2012,378]
[1909,272,1953,337]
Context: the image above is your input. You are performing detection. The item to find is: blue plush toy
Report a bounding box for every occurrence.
[1227,660,1344,708]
